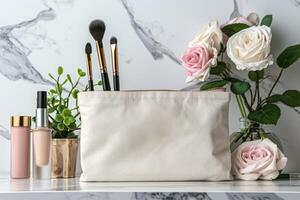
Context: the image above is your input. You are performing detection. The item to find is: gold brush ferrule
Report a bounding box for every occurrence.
[110,44,119,76]
[95,41,107,73]
[86,53,93,80]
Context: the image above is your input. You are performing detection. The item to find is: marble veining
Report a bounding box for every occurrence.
[230,0,242,19]
[133,193,288,200]
[292,0,300,6]
[133,193,212,200]
[0,6,55,85]
[0,125,9,140]
[120,0,181,65]
[226,193,284,200]
[64,192,115,200]
[43,0,75,7]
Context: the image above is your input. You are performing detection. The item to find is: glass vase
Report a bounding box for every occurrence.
[230,117,283,152]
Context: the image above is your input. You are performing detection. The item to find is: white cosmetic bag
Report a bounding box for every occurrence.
[78,91,231,181]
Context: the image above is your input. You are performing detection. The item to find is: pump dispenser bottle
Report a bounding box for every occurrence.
[32,91,51,179]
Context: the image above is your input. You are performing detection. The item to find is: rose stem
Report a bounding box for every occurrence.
[267,68,284,98]
[236,95,247,118]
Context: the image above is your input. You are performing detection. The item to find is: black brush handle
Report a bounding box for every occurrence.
[113,75,120,91]
[88,80,94,91]
[101,72,111,91]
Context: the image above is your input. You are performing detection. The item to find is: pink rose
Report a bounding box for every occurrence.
[181,44,217,82]
[232,138,287,180]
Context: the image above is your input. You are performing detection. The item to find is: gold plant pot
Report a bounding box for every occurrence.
[51,138,79,178]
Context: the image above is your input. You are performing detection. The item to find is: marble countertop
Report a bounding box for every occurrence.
[1,175,300,193]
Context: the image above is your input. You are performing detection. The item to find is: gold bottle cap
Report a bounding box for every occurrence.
[10,116,31,127]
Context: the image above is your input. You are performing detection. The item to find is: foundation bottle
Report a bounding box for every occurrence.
[32,91,51,179]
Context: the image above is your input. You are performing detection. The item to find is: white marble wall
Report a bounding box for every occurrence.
[0,0,300,179]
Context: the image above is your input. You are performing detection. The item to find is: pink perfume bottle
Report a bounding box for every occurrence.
[10,116,31,179]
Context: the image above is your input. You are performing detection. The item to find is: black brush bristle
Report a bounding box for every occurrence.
[110,36,117,44]
[89,19,106,41]
[85,42,92,54]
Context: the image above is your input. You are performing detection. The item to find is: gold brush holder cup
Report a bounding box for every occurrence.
[51,138,79,178]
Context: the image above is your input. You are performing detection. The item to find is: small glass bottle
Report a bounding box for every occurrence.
[32,91,51,179]
[10,116,31,179]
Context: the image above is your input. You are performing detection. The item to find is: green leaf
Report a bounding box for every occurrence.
[277,44,300,68]
[49,89,57,94]
[69,116,75,123]
[67,132,78,139]
[66,74,73,85]
[57,123,65,131]
[47,96,54,105]
[48,73,56,81]
[62,108,71,117]
[58,105,66,113]
[221,23,250,37]
[248,70,264,81]
[64,116,75,126]
[248,104,281,125]
[51,98,57,106]
[63,119,71,126]
[48,107,56,114]
[55,114,64,122]
[230,81,250,94]
[97,80,102,85]
[61,79,68,86]
[77,68,82,76]
[63,118,71,126]
[77,68,86,77]
[261,15,272,27]
[80,71,86,77]
[57,66,64,75]
[210,62,227,76]
[225,77,242,83]
[68,122,77,130]
[266,94,281,103]
[280,90,300,107]
[266,90,300,107]
[200,80,229,91]
[72,89,79,99]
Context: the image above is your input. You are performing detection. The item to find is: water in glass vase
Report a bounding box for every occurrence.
[230,117,283,152]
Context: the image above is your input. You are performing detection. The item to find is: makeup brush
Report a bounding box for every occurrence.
[110,36,120,91]
[89,19,111,91]
[85,42,94,91]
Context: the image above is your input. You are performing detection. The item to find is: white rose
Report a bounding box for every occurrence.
[227,25,273,71]
[232,138,287,180]
[189,21,223,51]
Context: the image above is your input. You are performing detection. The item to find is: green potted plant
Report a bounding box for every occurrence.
[48,66,100,178]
